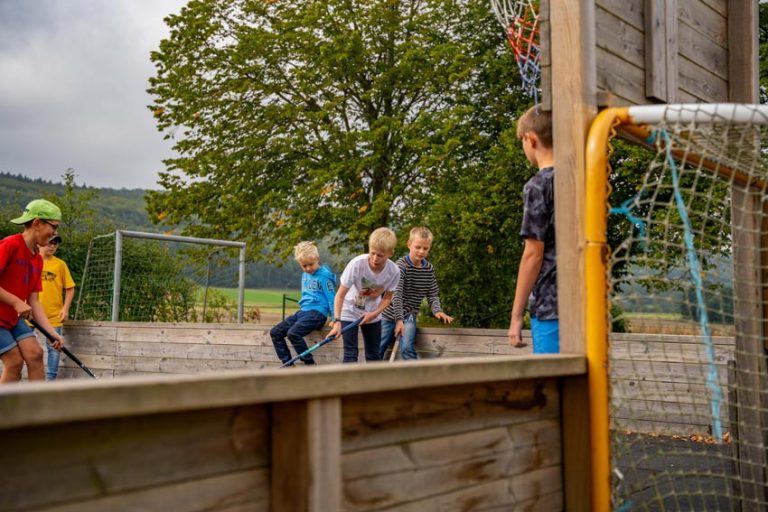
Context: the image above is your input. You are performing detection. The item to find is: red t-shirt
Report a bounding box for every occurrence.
[0,234,43,329]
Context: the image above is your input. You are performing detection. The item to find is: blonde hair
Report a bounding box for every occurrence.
[516,105,553,148]
[369,227,397,253]
[293,241,320,264]
[409,226,433,242]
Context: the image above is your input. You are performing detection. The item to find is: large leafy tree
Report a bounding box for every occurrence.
[147,0,524,260]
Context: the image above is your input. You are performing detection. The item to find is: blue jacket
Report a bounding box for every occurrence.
[298,265,336,320]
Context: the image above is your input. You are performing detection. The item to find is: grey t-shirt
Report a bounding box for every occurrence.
[520,166,557,320]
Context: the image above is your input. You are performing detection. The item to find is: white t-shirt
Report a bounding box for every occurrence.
[339,254,400,322]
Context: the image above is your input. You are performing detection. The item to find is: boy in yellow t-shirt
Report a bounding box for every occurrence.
[37,235,75,380]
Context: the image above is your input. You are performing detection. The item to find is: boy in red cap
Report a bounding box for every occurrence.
[0,199,65,382]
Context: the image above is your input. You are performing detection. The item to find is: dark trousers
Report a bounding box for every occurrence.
[341,320,382,363]
[270,310,327,364]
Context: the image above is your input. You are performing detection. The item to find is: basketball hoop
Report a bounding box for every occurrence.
[489,0,541,102]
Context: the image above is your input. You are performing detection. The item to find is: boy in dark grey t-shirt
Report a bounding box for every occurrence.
[508,106,559,353]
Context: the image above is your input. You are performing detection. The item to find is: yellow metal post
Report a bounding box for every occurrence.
[584,107,630,512]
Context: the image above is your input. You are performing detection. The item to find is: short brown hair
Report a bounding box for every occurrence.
[516,106,553,148]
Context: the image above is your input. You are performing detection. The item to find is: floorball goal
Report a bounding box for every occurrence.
[586,103,768,511]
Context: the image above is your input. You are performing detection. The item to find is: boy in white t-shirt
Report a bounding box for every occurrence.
[327,227,400,362]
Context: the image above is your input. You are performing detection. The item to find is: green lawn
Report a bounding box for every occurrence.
[208,287,300,314]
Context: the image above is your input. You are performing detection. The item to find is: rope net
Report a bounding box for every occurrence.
[603,104,768,510]
[489,0,541,101]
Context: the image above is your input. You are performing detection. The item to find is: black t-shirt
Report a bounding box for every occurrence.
[520,166,557,320]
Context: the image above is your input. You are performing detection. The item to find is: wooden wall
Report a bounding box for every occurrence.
[6,322,735,437]
[541,0,731,108]
[0,356,584,512]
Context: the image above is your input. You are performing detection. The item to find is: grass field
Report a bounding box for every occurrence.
[209,287,300,314]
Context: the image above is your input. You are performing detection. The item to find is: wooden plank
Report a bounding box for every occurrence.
[678,18,728,80]
[610,398,729,426]
[0,406,269,511]
[609,338,733,363]
[645,0,678,102]
[728,0,758,101]
[679,0,727,48]
[596,6,644,68]
[596,0,643,31]
[33,469,269,512]
[610,360,729,384]
[540,0,551,111]
[0,355,586,429]
[596,48,647,105]
[342,380,560,452]
[611,417,724,436]
[272,398,341,512]
[371,466,563,512]
[678,55,729,101]
[562,375,591,512]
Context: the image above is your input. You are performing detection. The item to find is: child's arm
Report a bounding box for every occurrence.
[508,238,544,347]
[0,286,31,318]
[327,285,349,338]
[427,272,453,324]
[322,276,336,322]
[362,290,394,325]
[61,287,75,322]
[29,292,64,349]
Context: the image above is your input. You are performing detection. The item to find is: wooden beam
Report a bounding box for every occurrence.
[549,0,596,510]
[0,355,586,429]
[272,398,341,512]
[645,0,678,102]
[728,1,766,508]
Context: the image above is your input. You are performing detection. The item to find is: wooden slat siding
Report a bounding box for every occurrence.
[678,55,729,100]
[679,0,727,48]
[37,471,269,512]
[645,0,678,102]
[597,0,729,104]
[596,49,647,105]
[341,382,562,510]
[272,398,341,512]
[342,380,560,452]
[0,406,269,512]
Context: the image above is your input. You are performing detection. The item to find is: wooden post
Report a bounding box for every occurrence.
[549,0,596,509]
[728,1,767,509]
[271,398,341,512]
[645,0,678,102]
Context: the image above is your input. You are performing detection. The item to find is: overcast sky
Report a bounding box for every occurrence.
[0,0,188,190]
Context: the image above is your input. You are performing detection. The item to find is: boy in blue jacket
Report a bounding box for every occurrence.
[270,241,336,365]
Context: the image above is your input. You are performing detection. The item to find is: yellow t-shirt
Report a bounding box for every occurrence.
[40,256,76,327]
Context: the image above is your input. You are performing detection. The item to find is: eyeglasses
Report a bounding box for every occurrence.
[41,219,60,232]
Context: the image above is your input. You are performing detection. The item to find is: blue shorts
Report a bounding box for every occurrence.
[0,318,36,356]
[531,317,559,354]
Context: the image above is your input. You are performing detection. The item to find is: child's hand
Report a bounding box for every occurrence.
[394,320,404,338]
[508,319,528,348]
[14,300,32,319]
[435,312,454,324]
[51,333,65,351]
[360,312,378,325]
[328,321,342,339]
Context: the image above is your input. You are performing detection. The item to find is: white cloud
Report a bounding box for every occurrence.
[0,0,188,189]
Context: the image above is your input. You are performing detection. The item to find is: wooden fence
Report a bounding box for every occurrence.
[9,321,737,437]
[0,355,584,511]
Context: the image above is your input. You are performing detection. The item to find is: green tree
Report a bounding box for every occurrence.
[147,0,523,260]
